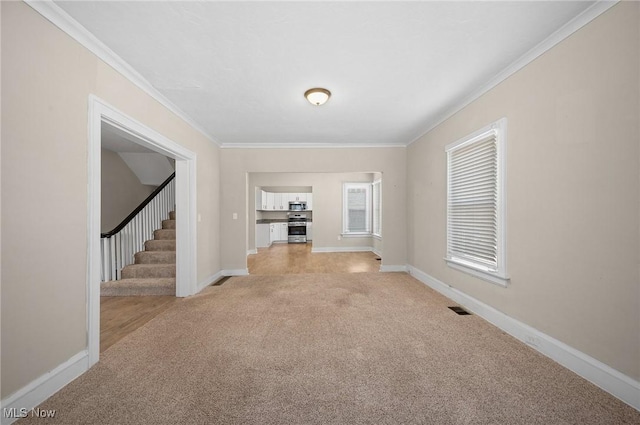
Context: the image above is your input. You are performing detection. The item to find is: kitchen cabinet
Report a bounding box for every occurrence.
[306,193,313,210]
[266,192,275,210]
[270,222,289,243]
[269,193,288,210]
[256,189,268,211]
[288,193,306,202]
[306,222,313,241]
[256,223,270,248]
[256,191,313,211]
[276,194,288,210]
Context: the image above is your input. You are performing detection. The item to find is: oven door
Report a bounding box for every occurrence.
[288,222,307,243]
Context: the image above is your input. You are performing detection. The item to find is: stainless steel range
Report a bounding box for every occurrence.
[288,213,307,243]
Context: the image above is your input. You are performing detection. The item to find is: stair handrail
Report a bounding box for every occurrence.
[101,172,175,238]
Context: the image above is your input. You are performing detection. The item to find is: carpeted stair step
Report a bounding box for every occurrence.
[100,278,175,296]
[154,229,176,240]
[104,210,177,297]
[145,240,176,251]
[135,251,175,264]
[121,264,176,279]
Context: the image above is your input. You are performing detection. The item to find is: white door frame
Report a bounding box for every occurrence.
[87,95,197,366]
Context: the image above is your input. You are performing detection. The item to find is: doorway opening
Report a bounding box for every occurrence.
[87,95,197,366]
[247,172,383,275]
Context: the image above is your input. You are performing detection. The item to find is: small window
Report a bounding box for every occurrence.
[372,179,382,237]
[445,118,509,286]
[343,183,371,235]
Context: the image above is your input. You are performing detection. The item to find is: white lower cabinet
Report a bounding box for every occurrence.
[306,222,313,241]
[270,222,289,243]
[256,224,270,248]
[269,224,276,243]
[279,223,288,240]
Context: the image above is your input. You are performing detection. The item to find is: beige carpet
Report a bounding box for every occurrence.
[21,273,639,424]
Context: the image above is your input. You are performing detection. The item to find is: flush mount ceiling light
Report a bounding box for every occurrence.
[304,88,331,106]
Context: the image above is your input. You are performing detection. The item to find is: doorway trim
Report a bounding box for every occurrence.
[87,95,197,366]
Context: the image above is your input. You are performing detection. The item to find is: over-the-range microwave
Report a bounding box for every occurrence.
[289,201,307,211]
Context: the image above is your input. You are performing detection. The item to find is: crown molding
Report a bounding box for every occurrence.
[407,0,619,146]
[220,142,405,149]
[24,0,221,147]
[25,0,617,150]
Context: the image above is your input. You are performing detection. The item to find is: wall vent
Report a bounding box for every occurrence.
[448,306,471,315]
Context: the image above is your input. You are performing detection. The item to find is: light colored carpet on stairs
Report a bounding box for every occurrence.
[22,273,640,424]
[101,214,176,296]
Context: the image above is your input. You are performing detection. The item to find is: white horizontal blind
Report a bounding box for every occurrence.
[447,134,498,271]
[344,183,371,233]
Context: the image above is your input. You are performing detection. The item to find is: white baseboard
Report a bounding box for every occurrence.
[246,249,257,255]
[196,271,224,293]
[380,265,408,272]
[222,269,249,276]
[407,265,640,412]
[1,351,89,425]
[311,246,374,253]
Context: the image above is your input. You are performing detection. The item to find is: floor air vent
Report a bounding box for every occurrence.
[448,306,471,315]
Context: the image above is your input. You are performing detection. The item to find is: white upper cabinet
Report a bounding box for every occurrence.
[259,190,267,210]
[257,190,313,210]
[266,192,275,210]
[273,193,287,210]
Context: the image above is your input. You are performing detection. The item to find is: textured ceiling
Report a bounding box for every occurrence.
[56,1,595,147]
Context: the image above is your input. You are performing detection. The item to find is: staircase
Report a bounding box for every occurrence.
[101,211,176,296]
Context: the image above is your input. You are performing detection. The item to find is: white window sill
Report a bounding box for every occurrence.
[372,234,382,241]
[445,257,509,287]
[341,233,372,238]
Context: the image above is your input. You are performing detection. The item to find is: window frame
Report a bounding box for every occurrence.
[445,118,509,287]
[372,179,382,238]
[342,182,372,236]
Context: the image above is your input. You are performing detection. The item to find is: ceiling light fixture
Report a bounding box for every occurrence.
[304,88,331,106]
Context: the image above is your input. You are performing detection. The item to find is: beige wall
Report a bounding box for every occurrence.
[221,148,406,270]
[101,149,158,233]
[1,2,221,398]
[249,172,376,251]
[407,3,639,380]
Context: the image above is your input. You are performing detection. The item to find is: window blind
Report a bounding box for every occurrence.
[343,183,371,234]
[447,134,498,271]
[346,187,368,232]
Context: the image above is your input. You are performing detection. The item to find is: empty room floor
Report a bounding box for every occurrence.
[29,272,640,424]
[248,242,381,275]
[101,245,379,352]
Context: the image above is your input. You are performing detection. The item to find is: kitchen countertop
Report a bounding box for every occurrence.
[257,219,312,224]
